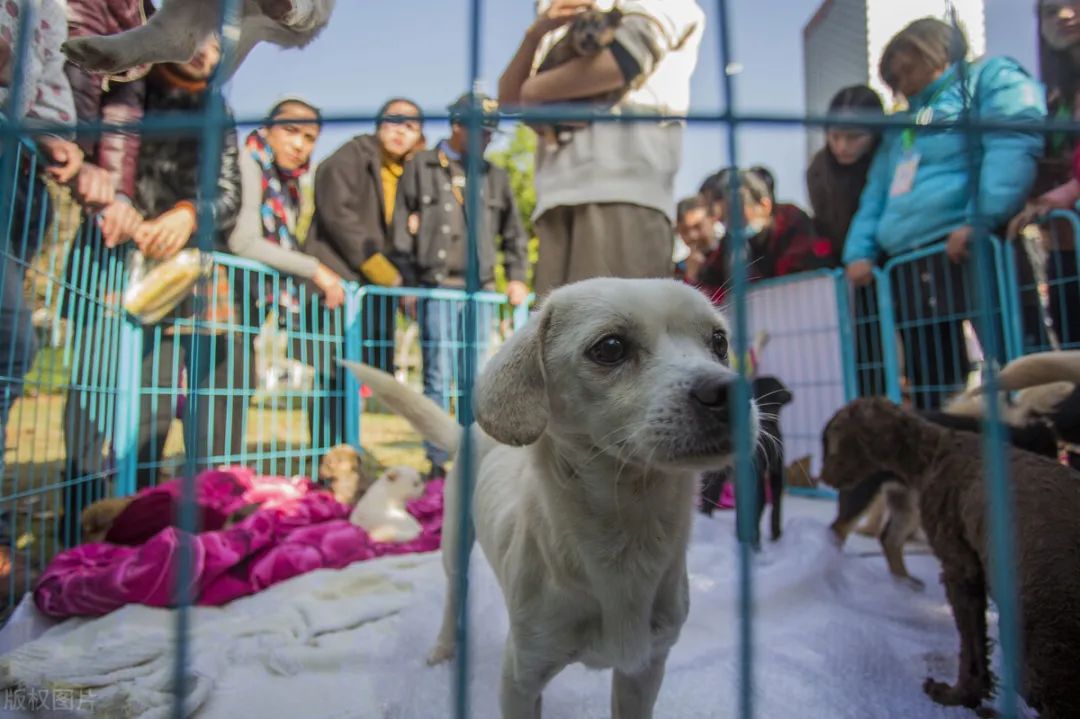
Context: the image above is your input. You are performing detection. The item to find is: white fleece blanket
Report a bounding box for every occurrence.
[0,499,1035,719]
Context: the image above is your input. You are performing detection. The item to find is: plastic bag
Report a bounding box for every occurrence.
[122,249,211,325]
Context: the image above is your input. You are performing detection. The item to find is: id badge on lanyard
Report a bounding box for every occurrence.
[890,105,934,198]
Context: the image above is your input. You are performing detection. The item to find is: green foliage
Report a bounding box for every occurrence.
[489,123,540,291]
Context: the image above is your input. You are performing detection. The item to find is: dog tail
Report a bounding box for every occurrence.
[964,350,1080,396]
[340,360,461,454]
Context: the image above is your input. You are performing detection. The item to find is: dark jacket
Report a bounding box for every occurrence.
[132,70,242,331]
[696,204,835,304]
[391,147,528,288]
[806,146,875,257]
[65,0,150,198]
[303,134,395,284]
[135,71,241,243]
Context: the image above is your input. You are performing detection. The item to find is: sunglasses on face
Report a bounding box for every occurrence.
[381,117,421,132]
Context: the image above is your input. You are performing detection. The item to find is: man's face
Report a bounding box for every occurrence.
[450,123,494,154]
[677,207,711,250]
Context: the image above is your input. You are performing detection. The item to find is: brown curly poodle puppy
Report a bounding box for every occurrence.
[821,397,1080,718]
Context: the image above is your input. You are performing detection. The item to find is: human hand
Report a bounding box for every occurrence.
[99,199,143,247]
[135,204,196,260]
[846,259,874,288]
[312,263,345,310]
[1006,201,1049,241]
[505,279,529,307]
[529,0,595,38]
[945,225,973,264]
[37,136,83,184]
[71,163,115,210]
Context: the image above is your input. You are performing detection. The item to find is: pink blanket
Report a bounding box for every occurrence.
[34,468,443,619]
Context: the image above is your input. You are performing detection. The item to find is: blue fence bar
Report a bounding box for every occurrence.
[2,2,1076,717]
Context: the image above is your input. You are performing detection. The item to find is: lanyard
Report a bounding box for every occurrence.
[900,73,957,152]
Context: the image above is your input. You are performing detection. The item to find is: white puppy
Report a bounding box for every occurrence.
[348,466,425,543]
[61,0,335,78]
[343,277,758,718]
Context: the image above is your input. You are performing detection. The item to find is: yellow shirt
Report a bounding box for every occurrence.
[380,152,404,225]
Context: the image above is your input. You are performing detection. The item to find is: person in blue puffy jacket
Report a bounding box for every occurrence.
[843,17,1047,408]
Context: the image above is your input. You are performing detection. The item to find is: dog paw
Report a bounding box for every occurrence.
[62,37,127,73]
[922,678,982,708]
[426,644,454,666]
[894,574,925,592]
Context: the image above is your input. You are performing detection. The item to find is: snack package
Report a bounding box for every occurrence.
[122,249,211,325]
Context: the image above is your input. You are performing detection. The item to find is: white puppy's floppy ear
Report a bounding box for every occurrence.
[474,305,551,446]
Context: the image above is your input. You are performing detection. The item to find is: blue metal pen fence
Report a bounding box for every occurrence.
[2,0,1077,717]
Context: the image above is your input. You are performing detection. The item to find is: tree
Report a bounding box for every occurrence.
[488,123,540,291]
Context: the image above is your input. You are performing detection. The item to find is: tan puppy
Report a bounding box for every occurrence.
[80,496,135,544]
[318,444,371,506]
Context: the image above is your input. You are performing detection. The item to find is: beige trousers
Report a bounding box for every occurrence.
[533,203,674,297]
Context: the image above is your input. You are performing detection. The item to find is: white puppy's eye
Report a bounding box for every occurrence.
[588,335,627,365]
[711,330,729,361]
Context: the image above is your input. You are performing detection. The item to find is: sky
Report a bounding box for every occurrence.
[227,0,1039,208]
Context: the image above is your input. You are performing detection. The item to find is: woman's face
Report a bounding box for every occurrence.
[888,49,945,101]
[377,101,423,160]
[265,104,320,171]
[172,38,221,81]
[1041,1,1080,51]
[826,128,875,166]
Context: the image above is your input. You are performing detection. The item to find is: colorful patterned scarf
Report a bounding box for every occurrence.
[245,129,308,250]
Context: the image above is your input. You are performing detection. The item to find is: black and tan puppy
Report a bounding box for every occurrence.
[701,375,792,545]
[822,398,1080,718]
[531,6,625,147]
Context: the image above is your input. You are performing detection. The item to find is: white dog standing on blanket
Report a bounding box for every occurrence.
[344,277,759,718]
[62,0,335,78]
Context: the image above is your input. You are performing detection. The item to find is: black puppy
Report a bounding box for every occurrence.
[700,375,793,546]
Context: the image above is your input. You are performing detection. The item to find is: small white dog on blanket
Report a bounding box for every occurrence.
[349,466,425,543]
[62,0,336,78]
[343,277,758,718]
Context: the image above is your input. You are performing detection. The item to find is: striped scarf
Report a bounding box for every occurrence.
[245,129,308,250]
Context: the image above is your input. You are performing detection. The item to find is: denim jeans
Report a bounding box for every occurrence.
[419,297,495,467]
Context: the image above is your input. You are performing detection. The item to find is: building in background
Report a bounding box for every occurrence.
[803,0,986,160]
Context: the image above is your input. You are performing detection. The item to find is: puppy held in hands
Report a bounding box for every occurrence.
[348,466,425,543]
[822,398,1080,718]
[531,6,624,148]
[62,0,335,79]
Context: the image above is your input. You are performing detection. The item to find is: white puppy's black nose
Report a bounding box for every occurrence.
[691,376,730,411]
